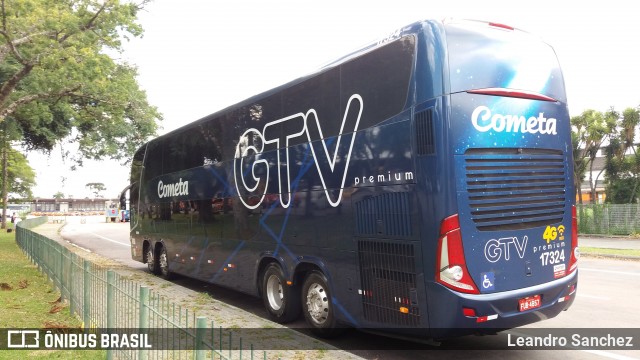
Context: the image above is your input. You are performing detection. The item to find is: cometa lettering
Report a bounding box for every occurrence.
[471,105,557,135]
[157,178,189,199]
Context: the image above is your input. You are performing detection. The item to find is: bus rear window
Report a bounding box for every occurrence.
[445,21,566,103]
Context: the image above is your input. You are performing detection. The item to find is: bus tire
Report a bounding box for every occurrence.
[261,263,300,323]
[146,244,158,274]
[302,271,344,337]
[158,246,174,280]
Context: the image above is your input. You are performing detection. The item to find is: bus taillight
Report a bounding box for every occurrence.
[569,206,580,273]
[436,214,479,294]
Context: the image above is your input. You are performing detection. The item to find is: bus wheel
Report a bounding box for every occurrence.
[158,246,173,280]
[261,263,300,323]
[302,271,343,337]
[146,245,158,274]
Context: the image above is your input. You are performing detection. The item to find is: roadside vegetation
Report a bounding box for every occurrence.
[581,246,640,258]
[0,230,104,359]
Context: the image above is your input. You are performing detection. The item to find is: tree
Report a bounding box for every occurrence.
[605,107,640,203]
[53,191,64,199]
[0,146,35,228]
[0,147,35,199]
[571,109,617,204]
[0,0,161,166]
[86,182,105,198]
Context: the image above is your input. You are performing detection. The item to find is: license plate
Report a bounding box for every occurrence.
[518,295,541,312]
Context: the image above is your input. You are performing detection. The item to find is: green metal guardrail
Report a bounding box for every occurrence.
[15,217,268,359]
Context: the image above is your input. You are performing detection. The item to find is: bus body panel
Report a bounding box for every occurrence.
[450,93,574,293]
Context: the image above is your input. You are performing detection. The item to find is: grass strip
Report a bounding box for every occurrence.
[580,246,640,258]
[0,229,104,358]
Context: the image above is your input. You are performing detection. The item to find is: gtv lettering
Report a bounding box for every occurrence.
[471,106,557,135]
[234,94,363,209]
[484,236,528,263]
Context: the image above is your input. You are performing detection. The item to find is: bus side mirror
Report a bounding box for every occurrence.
[119,194,126,209]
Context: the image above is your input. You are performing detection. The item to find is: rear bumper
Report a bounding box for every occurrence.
[426,270,578,339]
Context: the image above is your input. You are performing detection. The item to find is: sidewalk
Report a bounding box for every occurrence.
[578,235,640,261]
[579,235,640,250]
[30,220,65,241]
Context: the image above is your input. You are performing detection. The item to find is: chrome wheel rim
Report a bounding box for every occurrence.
[146,248,154,270]
[266,274,284,311]
[159,250,169,275]
[306,282,329,325]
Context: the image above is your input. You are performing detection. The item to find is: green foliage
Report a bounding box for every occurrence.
[604,107,640,204]
[85,182,105,198]
[2,146,35,199]
[0,0,161,165]
[571,108,617,203]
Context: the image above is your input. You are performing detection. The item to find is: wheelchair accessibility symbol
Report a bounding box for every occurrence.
[481,272,495,291]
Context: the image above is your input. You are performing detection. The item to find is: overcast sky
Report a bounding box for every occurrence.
[26,0,640,199]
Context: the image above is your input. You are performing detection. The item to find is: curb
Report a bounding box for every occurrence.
[581,252,640,261]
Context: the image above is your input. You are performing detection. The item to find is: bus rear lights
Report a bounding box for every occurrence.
[559,284,577,303]
[443,266,463,282]
[358,289,374,297]
[394,296,411,305]
[463,307,498,322]
[476,314,498,323]
[223,264,236,272]
[462,307,476,317]
[569,206,579,273]
[436,215,480,294]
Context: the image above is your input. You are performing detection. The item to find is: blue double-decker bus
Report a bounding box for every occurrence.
[126,18,578,340]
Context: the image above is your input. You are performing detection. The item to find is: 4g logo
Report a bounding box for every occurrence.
[543,225,566,244]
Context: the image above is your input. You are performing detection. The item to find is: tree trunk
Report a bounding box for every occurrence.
[576,177,583,205]
[1,139,7,229]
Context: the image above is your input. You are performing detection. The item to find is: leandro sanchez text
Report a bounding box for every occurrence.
[507,333,634,348]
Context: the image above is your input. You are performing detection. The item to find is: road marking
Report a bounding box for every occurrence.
[67,242,93,253]
[580,267,640,277]
[87,232,130,247]
[583,350,638,360]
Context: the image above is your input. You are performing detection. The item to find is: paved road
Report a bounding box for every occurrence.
[43,219,640,359]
